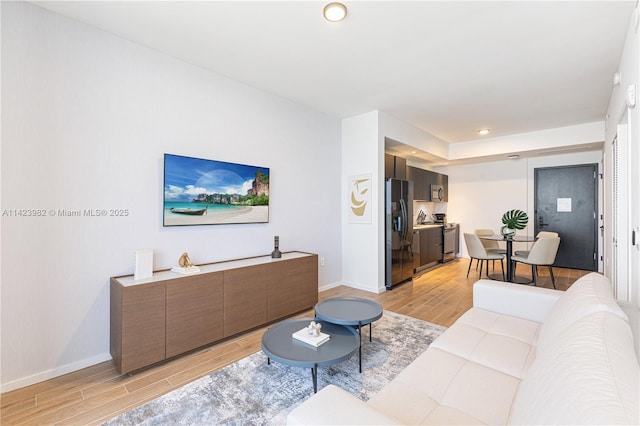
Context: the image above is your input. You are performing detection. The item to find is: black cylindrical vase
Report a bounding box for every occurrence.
[271,236,282,258]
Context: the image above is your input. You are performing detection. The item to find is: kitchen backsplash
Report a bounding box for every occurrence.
[414,201,447,224]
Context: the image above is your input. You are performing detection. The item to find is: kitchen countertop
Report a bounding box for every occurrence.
[413,223,444,230]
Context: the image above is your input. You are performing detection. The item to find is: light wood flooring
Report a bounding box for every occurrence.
[1,260,590,425]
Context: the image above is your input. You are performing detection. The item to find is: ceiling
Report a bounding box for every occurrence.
[32,1,634,158]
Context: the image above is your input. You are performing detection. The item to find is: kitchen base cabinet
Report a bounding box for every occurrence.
[416,226,444,270]
[419,230,431,267]
[111,251,318,374]
[412,230,421,271]
[427,227,443,263]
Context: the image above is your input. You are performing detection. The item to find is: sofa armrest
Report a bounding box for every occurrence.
[287,385,402,425]
[473,279,562,323]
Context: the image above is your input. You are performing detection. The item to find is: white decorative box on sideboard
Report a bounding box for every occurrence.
[110,251,318,374]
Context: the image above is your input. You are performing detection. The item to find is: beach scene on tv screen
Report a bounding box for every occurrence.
[163,154,269,226]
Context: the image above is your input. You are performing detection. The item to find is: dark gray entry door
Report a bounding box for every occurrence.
[534,164,598,270]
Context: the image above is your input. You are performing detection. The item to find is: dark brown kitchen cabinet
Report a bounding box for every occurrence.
[427,227,443,263]
[385,155,407,179]
[406,166,448,202]
[385,154,395,179]
[412,230,421,270]
[394,156,406,179]
[424,170,436,191]
[418,227,444,267]
[407,166,425,200]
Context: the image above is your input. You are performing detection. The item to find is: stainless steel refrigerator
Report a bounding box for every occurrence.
[385,178,414,290]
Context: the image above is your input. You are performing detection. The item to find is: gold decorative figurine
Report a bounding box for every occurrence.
[178,252,193,268]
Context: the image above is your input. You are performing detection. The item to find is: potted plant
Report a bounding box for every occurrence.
[500,209,528,238]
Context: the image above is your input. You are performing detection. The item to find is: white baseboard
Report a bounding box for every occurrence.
[318,281,342,292]
[1,352,112,393]
[323,280,385,294]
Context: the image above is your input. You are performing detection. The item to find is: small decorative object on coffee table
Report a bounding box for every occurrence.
[271,236,282,258]
[314,297,383,373]
[292,322,330,347]
[307,320,322,336]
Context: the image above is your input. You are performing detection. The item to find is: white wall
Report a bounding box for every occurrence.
[440,158,528,254]
[1,1,342,391]
[341,111,381,292]
[604,1,640,309]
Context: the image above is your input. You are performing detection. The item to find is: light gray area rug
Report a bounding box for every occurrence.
[103,311,446,425]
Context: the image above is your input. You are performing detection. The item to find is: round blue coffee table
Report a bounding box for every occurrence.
[314,297,383,373]
[261,318,359,393]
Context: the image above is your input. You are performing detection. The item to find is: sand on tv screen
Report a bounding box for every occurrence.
[163,153,269,226]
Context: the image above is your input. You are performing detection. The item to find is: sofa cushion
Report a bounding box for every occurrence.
[430,308,539,378]
[510,311,640,425]
[456,307,541,345]
[473,279,561,323]
[537,272,628,351]
[369,347,521,424]
[286,384,402,425]
[367,380,482,425]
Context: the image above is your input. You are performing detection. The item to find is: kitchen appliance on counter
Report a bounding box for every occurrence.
[433,213,447,224]
[416,209,428,224]
[385,178,414,290]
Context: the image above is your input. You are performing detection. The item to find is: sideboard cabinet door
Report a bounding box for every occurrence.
[223,265,267,337]
[166,272,224,358]
[111,280,166,373]
[267,255,318,321]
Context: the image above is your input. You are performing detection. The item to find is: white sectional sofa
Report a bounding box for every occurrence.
[288,273,640,425]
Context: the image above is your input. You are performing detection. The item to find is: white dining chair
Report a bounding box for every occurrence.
[514,231,558,257]
[474,228,507,255]
[464,233,505,280]
[511,236,561,288]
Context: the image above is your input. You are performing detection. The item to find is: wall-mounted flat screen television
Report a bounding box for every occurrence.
[163,153,269,226]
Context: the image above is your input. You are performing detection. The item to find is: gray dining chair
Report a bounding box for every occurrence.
[511,236,561,289]
[464,233,505,280]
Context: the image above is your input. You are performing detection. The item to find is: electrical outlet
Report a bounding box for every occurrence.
[320,257,325,267]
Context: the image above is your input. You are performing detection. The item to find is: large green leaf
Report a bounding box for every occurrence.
[501,209,529,230]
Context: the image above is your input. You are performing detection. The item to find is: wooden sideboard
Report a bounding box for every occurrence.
[110,251,318,374]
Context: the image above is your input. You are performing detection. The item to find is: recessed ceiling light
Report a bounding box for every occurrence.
[477,128,491,136]
[411,151,417,154]
[323,2,347,22]
[508,154,520,160]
